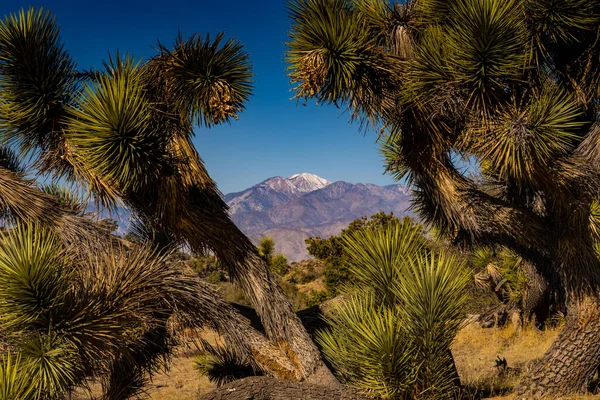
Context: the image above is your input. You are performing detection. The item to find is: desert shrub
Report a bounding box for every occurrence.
[270,253,289,276]
[206,270,227,284]
[317,221,470,399]
[194,340,259,387]
[216,282,251,307]
[190,254,224,278]
[304,290,329,308]
[287,267,320,284]
[258,237,275,263]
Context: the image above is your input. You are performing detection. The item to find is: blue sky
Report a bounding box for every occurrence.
[0,0,397,194]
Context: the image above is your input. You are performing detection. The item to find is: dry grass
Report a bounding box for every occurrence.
[73,321,596,399]
[453,321,599,399]
[452,320,558,398]
[146,353,214,400]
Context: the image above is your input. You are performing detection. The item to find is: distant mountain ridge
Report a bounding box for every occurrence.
[226,173,413,261]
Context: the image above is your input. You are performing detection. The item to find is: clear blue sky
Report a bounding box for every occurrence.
[0,0,397,194]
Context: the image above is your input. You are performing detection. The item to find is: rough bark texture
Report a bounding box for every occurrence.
[515,298,600,398]
[230,252,327,380]
[200,376,367,400]
[192,280,302,379]
[521,260,551,325]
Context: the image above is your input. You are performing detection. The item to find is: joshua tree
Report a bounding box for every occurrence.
[0,7,329,385]
[287,0,600,396]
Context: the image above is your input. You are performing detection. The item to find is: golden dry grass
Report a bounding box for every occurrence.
[145,330,220,399]
[73,322,597,399]
[146,352,214,400]
[452,321,598,399]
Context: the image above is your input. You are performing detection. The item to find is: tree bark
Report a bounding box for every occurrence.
[229,252,328,381]
[200,376,367,400]
[186,278,305,380]
[521,260,553,326]
[515,297,600,398]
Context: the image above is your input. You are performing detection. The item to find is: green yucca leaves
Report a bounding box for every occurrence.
[0,7,77,154]
[318,222,469,399]
[20,333,79,399]
[67,54,168,193]
[448,0,529,112]
[0,224,68,331]
[342,218,426,304]
[403,25,455,106]
[526,0,599,44]
[474,85,583,184]
[318,293,414,398]
[395,252,470,398]
[287,0,389,108]
[0,353,32,400]
[152,33,253,128]
[413,0,457,25]
[0,222,229,398]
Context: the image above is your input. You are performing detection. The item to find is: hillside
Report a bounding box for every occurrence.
[225,173,414,261]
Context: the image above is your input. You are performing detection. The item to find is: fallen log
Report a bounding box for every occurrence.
[200,376,367,400]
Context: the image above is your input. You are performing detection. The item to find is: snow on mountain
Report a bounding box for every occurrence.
[287,173,332,193]
[224,173,332,214]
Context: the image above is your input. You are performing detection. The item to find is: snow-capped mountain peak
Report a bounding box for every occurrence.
[287,173,332,193]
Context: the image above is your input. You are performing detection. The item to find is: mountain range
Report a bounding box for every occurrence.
[225,173,414,261]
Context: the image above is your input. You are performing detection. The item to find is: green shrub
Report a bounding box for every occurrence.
[270,254,289,276]
[206,270,227,284]
[304,290,329,308]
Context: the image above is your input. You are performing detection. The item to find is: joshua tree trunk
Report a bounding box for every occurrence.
[515,297,600,398]
[516,202,600,397]
[520,258,565,327]
[218,243,336,383]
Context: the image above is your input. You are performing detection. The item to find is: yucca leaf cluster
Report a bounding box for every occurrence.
[317,219,471,399]
[287,0,600,291]
[0,223,214,399]
[0,7,255,259]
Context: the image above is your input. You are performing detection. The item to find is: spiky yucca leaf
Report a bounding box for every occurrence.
[474,85,583,184]
[403,25,455,107]
[194,339,257,387]
[40,183,85,215]
[526,0,599,44]
[448,0,529,112]
[320,223,469,398]
[394,252,471,398]
[67,54,168,194]
[0,353,33,400]
[317,293,415,398]
[0,7,77,154]
[341,218,426,304]
[287,0,393,113]
[151,33,253,127]
[0,147,23,174]
[413,0,456,25]
[0,224,68,331]
[19,332,79,399]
